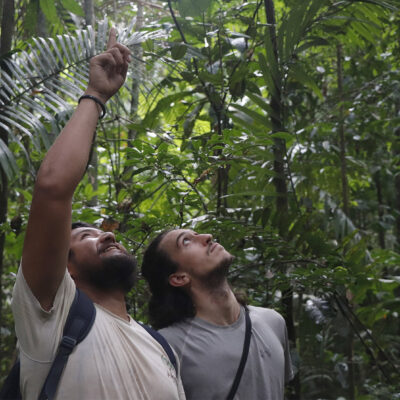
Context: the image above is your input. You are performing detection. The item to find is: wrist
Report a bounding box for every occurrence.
[84,89,109,105]
[78,94,106,119]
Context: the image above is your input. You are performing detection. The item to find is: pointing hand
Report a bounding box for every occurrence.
[85,28,132,103]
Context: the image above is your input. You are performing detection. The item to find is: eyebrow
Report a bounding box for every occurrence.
[76,228,98,239]
[176,231,187,248]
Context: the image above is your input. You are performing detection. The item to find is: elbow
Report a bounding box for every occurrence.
[34,165,73,201]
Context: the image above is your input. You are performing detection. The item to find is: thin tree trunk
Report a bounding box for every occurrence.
[36,1,46,37]
[263,0,288,233]
[128,0,144,141]
[263,1,299,398]
[84,0,95,26]
[394,100,400,246]
[374,171,385,249]
[119,1,145,229]
[337,44,349,218]
[84,0,98,206]
[0,0,14,373]
[337,43,355,400]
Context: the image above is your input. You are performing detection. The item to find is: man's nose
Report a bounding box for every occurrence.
[99,231,116,243]
[199,233,213,245]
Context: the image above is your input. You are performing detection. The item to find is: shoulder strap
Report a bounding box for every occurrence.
[226,307,252,400]
[38,288,96,400]
[0,359,22,400]
[139,323,178,373]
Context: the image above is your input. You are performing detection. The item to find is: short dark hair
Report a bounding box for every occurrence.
[141,229,195,329]
[71,221,96,230]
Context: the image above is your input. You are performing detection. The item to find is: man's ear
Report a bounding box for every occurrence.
[169,272,190,288]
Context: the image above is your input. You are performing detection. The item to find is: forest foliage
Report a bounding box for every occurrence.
[0,0,400,399]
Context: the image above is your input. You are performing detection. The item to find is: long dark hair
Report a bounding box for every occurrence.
[141,230,195,329]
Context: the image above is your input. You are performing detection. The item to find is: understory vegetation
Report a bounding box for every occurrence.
[0,0,399,398]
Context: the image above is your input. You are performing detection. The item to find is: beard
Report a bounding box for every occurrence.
[83,253,137,293]
[199,254,234,289]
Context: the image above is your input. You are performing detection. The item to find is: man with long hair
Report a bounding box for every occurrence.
[11,30,184,399]
[142,228,294,399]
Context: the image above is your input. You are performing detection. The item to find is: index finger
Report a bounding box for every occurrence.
[107,27,117,50]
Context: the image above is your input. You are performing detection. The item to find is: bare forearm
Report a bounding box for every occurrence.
[35,97,101,200]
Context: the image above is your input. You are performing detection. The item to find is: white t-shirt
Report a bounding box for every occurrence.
[160,306,294,400]
[11,268,186,400]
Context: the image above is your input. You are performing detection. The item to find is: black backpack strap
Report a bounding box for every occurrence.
[226,307,252,400]
[139,323,177,373]
[0,359,22,400]
[38,288,96,400]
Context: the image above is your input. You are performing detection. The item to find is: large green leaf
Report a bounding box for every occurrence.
[289,63,323,100]
[39,0,60,26]
[0,138,18,182]
[177,0,211,17]
[61,0,84,16]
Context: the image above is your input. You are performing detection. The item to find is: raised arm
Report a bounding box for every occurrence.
[21,29,131,310]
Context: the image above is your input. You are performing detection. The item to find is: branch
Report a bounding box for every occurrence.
[334,293,394,384]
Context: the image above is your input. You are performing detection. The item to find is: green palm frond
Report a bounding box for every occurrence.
[0,19,164,180]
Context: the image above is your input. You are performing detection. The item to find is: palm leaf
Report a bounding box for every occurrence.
[0,18,163,180]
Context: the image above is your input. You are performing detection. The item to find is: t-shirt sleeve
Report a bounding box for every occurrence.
[174,348,187,400]
[261,308,295,383]
[11,266,76,362]
[155,327,186,399]
[282,322,295,383]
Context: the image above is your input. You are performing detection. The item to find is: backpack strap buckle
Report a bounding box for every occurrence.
[59,335,77,352]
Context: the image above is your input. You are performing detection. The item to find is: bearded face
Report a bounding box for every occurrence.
[160,229,234,284]
[79,252,137,293]
[68,227,137,293]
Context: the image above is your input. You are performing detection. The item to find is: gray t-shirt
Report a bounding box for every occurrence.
[160,305,294,400]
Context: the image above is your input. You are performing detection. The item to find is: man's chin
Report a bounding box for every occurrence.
[87,253,137,293]
[201,255,234,288]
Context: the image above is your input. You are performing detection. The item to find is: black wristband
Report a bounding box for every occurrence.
[78,95,106,119]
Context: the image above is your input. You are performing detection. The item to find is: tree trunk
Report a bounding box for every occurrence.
[0,0,14,374]
[263,0,288,233]
[119,1,145,230]
[374,171,385,249]
[394,100,400,246]
[84,0,95,27]
[337,44,349,218]
[84,0,98,206]
[128,0,144,141]
[337,43,355,400]
[36,0,46,37]
[263,1,299,398]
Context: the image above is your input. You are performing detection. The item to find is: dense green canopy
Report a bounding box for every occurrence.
[0,0,399,398]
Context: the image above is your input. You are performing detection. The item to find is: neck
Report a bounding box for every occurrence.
[191,279,241,326]
[77,283,129,321]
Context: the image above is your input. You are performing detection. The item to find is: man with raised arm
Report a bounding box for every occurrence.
[142,229,294,400]
[12,29,185,400]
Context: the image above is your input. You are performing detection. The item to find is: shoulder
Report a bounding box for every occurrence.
[248,305,287,335]
[159,319,193,347]
[248,305,285,322]
[12,267,75,314]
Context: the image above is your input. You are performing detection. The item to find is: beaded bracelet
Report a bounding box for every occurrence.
[78,95,106,119]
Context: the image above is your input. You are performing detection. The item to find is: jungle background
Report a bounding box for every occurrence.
[0,0,399,398]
